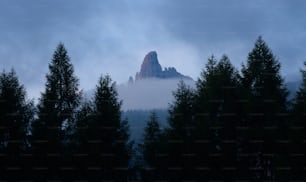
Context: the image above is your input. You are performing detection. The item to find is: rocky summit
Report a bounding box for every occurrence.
[135,51,192,80]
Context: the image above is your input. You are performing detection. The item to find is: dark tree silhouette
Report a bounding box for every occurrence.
[165,80,195,181]
[0,69,35,180]
[168,80,195,139]
[290,61,306,180]
[194,55,242,180]
[139,111,162,181]
[241,36,289,180]
[75,75,132,181]
[31,43,81,180]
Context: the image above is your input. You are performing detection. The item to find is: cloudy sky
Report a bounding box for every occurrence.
[0,0,305,101]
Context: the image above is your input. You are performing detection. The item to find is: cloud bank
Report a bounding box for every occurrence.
[117,79,195,110]
[0,0,305,101]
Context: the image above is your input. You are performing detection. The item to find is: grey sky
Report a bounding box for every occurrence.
[0,0,305,101]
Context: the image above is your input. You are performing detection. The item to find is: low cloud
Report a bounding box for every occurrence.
[1,0,305,101]
[117,79,195,110]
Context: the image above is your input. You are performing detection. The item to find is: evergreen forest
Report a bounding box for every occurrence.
[0,37,305,181]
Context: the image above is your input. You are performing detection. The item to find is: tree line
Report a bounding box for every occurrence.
[0,37,305,181]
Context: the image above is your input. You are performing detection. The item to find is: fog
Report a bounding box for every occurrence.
[84,77,301,111]
[117,79,194,110]
[1,0,306,102]
[84,79,195,110]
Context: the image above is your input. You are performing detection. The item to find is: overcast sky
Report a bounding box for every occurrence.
[1,0,306,100]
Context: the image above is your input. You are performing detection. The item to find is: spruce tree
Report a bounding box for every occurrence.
[31,43,80,180]
[84,75,132,181]
[140,111,162,181]
[214,55,242,181]
[0,69,35,180]
[292,62,306,124]
[68,99,94,179]
[194,55,242,180]
[193,55,218,180]
[241,36,288,180]
[0,69,34,151]
[290,61,306,180]
[168,80,195,139]
[142,112,161,167]
[75,99,95,152]
[166,80,195,180]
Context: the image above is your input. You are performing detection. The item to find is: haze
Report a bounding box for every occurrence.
[1,0,305,108]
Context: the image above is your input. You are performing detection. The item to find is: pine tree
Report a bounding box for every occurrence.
[194,55,242,180]
[142,112,161,167]
[82,75,132,181]
[214,55,242,181]
[290,61,306,180]
[67,99,94,179]
[168,80,195,139]
[194,55,218,141]
[192,55,219,180]
[75,99,95,152]
[0,69,35,180]
[31,43,80,180]
[241,36,289,180]
[0,69,34,152]
[140,111,162,181]
[292,62,306,124]
[165,80,195,180]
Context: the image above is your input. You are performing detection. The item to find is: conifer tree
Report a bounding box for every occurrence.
[292,62,306,124]
[142,112,161,167]
[194,55,218,139]
[290,61,306,180]
[31,43,80,180]
[0,69,35,151]
[140,111,162,181]
[168,80,195,139]
[241,36,288,180]
[165,80,195,180]
[33,43,80,149]
[192,55,218,180]
[0,69,34,179]
[83,75,132,181]
[75,99,95,152]
[194,55,242,180]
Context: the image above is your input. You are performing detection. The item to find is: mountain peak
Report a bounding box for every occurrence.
[136,51,162,79]
[135,51,192,81]
[143,51,158,63]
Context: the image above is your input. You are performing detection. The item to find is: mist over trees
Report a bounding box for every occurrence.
[0,37,305,181]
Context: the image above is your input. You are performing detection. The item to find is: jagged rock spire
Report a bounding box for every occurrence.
[135,51,192,80]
